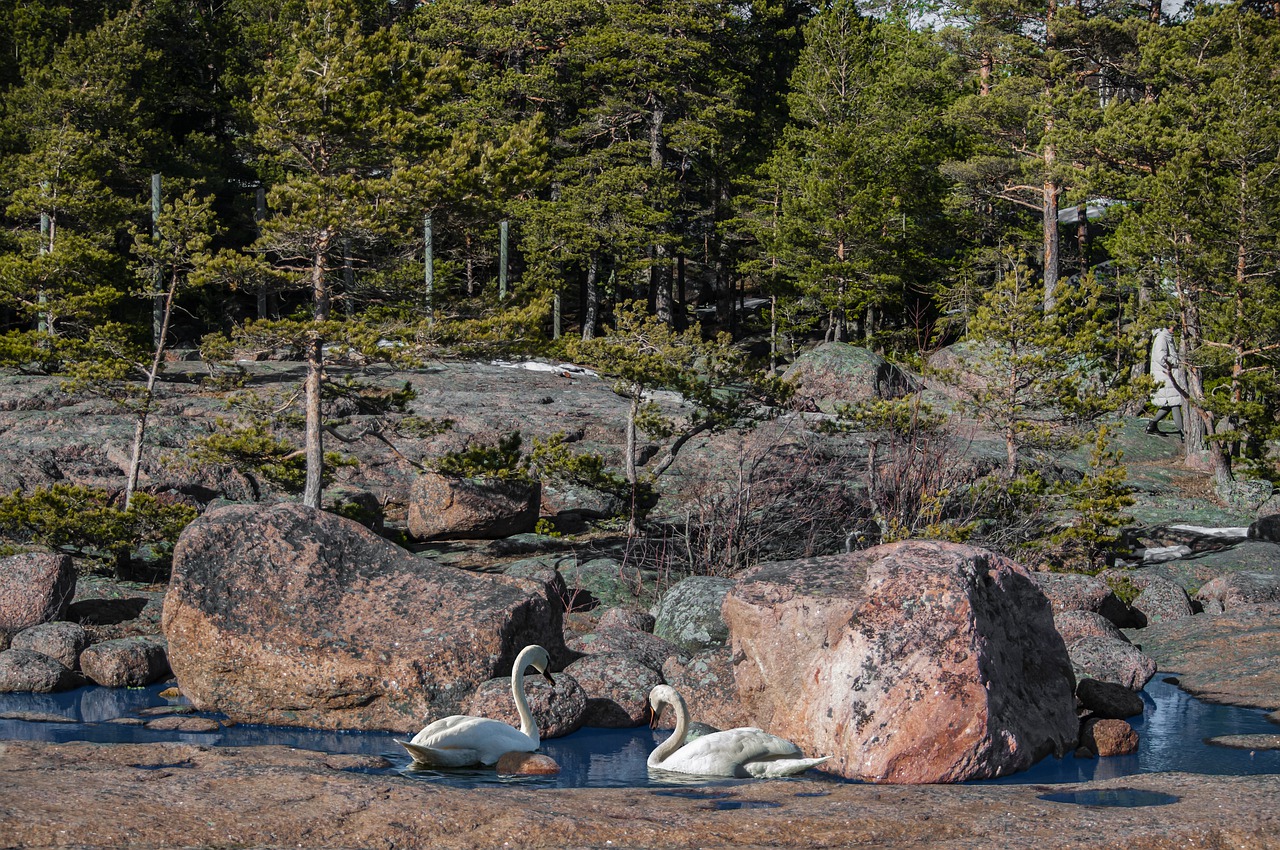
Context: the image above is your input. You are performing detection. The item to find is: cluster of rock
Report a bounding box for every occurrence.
[0,552,170,692]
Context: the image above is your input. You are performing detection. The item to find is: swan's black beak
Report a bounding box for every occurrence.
[648,703,663,730]
[541,669,555,685]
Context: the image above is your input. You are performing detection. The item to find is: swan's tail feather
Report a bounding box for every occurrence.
[745,755,831,778]
[396,739,481,768]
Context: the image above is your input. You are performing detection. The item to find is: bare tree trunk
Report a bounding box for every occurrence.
[124,271,179,510]
[1043,140,1060,312]
[649,100,672,326]
[582,255,600,341]
[625,392,640,536]
[303,237,332,510]
[979,51,992,97]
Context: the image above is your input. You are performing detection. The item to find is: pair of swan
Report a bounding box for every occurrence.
[396,644,553,767]
[396,645,828,779]
[646,684,829,778]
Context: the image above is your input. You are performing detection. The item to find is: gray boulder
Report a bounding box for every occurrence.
[10,621,89,670]
[1029,571,1133,627]
[660,646,748,731]
[463,671,587,739]
[80,636,171,688]
[562,652,663,728]
[0,553,76,635]
[651,577,735,653]
[1076,678,1145,720]
[783,342,919,413]
[566,625,679,673]
[1124,571,1195,626]
[1196,572,1280,613]
[1067,635,1156,691]
[1053,610,1131,646]
[0,647,86,693]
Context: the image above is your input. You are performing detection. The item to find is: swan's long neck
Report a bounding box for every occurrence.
[511,649,540,746]
[648,690,690,767]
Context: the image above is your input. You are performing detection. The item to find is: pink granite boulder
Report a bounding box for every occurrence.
[407,472,541,540]
[722,540,1078,784]
[162,503,565,731]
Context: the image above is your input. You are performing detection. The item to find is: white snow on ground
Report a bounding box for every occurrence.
[491,359,599,378]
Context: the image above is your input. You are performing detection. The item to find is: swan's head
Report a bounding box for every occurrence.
[518,644,555,684]
[647,684,680,729]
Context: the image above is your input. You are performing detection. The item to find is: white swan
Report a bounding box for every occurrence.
[646,684,830,778]
[396,644,554,768]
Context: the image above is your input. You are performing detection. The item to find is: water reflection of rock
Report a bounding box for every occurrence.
[77,684,160,723]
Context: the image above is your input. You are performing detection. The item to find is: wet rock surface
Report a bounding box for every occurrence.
[2,740,1279,850]
[1125,603,1280,711]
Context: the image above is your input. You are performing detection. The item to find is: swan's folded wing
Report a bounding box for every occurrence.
[396,739,481,767]
[743,755,831,778]
[659,728,806,777]
[410,715,538,766]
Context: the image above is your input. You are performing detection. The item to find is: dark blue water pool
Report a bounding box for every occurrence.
[1,674,1275,788]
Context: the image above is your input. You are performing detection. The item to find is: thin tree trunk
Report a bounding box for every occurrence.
[649,100,672,325]
[625,392,640,536]
[124,270,179,510]
[303,237,332,510]
[582,255,600,341]
[1043,140,1060,312]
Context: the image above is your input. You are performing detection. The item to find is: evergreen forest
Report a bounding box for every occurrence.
[2,0,1279,570]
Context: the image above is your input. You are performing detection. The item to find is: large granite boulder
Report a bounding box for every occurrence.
[0,553,76,635]
[162,503,565,731]
[651,576,734,653]
[782,342,919,412]
[406,472,541,540]
[722,541,1078,783]
[660,646,747,731]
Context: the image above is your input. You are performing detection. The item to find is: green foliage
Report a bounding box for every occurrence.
[1042,425,1136,572]
[395,415,455,440]
[528,432,628,497]
[184,420,355,494]
[0,484,196,565]
[430,432,530,481]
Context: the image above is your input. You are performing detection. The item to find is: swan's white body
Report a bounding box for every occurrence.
[646,684,829,778]
[396,644,553,768]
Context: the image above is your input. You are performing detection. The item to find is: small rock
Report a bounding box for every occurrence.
[158,687,182,699]
[143,716,222,733]
[1082,718,1139,757]
[495,752,560,775]
[1068,635,1156,691]
[1076,678,1145,720]
[596,607,655,633]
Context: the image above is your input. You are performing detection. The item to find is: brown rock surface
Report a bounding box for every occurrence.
[1125,603,1280,710]
[162,502,565,731]
[723,541,1078,783]
[407,471,541,540]
[495,751,561,775]
[0,552,76,634]
[2,740,1279,850]
[79,636,170,688]
[463,672,587,739]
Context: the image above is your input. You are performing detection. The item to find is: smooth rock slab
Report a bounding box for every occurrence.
[723,541,1078,783]
[1125,603,1280,710]
[1205,734,1280,750]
